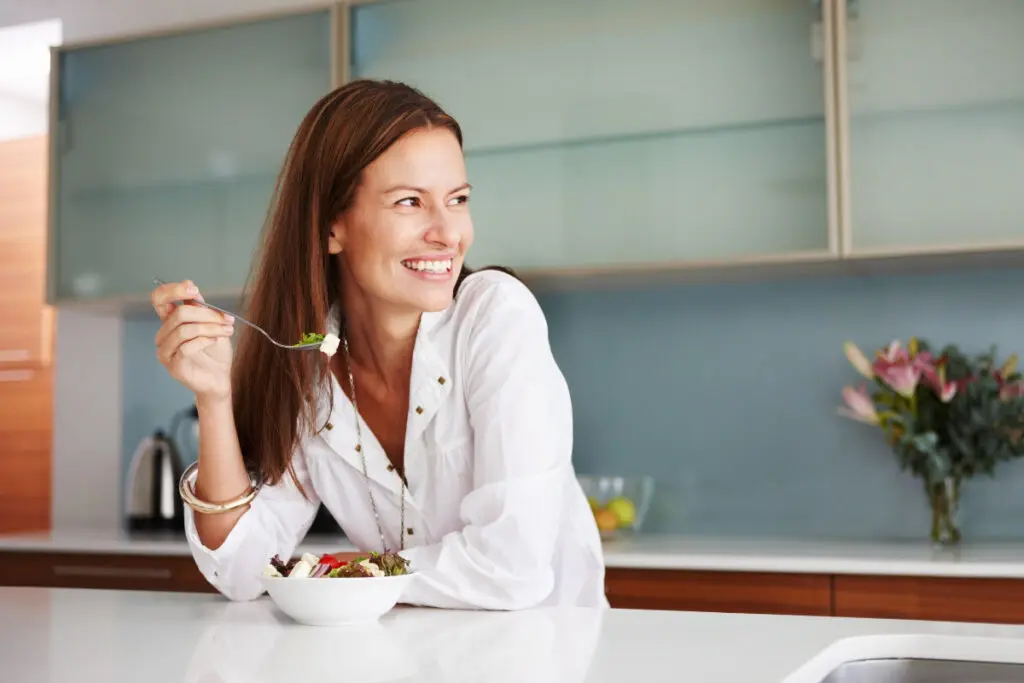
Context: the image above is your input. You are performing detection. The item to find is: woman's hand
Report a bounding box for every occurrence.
[151,280,235,400]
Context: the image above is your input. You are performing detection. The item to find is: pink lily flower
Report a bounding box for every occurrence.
[838,384,879,424]
[911,353,956,402]
[873,359,921,398]
[878,340,909,365]
[843,341,874,379]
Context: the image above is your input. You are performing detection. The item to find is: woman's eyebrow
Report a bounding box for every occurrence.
[382,182,473,194]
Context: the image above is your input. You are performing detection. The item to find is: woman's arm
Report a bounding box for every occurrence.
[398,275,573,610]
[191,394,253,550]
[184,444,321,601]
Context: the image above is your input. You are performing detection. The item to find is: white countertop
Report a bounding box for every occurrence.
[3,586,1024,683]
[4,528,1024,577]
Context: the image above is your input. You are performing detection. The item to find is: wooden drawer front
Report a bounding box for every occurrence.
[605,568,832,616]
[834,575,1024,624]
[0,551,217,594]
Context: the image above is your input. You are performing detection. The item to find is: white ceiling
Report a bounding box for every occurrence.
[0,18,62,105]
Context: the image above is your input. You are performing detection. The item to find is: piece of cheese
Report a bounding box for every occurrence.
[319,333,340,358]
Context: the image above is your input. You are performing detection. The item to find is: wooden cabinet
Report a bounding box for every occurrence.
[0,134,53,535]
[833,574,1024,625]
[0,550,214,594]
[0,135,51,365]
[0,368,53,534]
[5,549,1024,625]
[606,568,1024,624]
[605,568,832,616]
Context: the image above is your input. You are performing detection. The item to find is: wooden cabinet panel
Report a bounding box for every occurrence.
[0,551,216,594]
[0,135,49,365]
[604,568,833,616]
[834,574,1024,624]
[0,367,53,533]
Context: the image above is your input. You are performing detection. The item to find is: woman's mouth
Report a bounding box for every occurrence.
[401,258,453,278]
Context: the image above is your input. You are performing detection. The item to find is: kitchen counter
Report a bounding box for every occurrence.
[3,586,1024,683]
[4,528,1024,577]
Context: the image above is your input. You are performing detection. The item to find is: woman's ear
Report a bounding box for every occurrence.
[327,219,345,254]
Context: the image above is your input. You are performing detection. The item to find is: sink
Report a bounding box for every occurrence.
[783,636,1024,683]
[818,657,1024,683]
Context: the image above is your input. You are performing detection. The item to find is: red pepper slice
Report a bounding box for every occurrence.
[318,553,346,569]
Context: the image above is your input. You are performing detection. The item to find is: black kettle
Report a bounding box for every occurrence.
[123,427,187,533]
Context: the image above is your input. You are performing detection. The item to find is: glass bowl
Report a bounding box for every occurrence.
[577,475,654,540]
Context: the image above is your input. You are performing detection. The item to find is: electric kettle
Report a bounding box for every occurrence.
[123,427,187,533]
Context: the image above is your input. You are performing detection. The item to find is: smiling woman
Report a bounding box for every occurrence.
[148,79,607,610]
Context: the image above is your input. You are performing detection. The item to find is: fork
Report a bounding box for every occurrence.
[151,278,322,350]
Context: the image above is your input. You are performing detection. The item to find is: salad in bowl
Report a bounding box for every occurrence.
[264,550,410,579]
[260,550,414,626]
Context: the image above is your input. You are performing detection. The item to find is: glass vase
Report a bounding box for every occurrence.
[927,476,962,546]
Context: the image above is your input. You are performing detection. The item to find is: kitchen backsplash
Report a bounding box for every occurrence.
[122,265,1024,540]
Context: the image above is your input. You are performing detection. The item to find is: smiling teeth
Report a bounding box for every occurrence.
[403,259,452,273]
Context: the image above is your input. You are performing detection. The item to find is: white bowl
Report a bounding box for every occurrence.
[260,573,414,626]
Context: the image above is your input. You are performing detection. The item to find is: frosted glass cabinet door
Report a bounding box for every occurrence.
[842,0,1024,253]
[351,0,834,272]
[53,10,332,302]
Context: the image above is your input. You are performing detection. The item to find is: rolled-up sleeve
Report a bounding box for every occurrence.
[399,277,573,610]
[184,449,320,601]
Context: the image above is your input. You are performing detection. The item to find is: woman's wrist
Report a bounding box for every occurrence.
[195,391,232,415]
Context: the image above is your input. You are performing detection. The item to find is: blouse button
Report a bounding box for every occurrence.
[325,422,333,431]
[437,376,446,385]
[386,464,394,472]
[415,406,423,415]
[407,527,415,536]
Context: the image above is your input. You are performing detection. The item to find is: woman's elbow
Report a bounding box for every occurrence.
[205,571,265,603]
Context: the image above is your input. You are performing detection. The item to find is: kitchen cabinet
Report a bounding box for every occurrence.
[0,367,53,534]
[833,574,1024,625]
[49,6,337,304]
[351,0,839,272]
[604,567,832,616]
[0,550,214,594]
[836,0,1024,255]
[43,1,1024,308]
[6,548,1024,625]
[0,134,54,535]
[0,136,52,365]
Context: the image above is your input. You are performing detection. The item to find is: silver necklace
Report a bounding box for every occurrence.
[341,330,406,553]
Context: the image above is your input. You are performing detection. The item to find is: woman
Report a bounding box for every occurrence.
[150,79,607,609]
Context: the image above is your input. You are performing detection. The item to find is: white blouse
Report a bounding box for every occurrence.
[184,269,609,610]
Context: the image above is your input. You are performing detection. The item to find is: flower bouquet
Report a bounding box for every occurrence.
[839,338,1024,545]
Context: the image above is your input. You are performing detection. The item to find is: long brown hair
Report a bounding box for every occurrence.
[232,79,470,492]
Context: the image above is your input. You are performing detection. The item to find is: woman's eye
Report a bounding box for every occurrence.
[449,194,470,206]
[396,197,420,208]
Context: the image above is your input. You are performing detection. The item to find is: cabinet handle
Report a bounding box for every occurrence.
[0,349,31,363]
[52,565,173,580]
[0,369,34,383]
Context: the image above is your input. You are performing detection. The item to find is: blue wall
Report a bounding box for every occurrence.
[122,266,1024,541]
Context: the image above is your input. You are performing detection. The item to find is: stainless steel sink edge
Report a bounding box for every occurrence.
[781,634,1024,683]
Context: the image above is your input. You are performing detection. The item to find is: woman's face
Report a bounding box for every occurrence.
[329,127,474,316]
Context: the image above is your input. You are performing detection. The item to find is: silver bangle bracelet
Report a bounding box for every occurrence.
[178,460,260,514]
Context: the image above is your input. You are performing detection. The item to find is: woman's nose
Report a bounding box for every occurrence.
[425,211,460,247]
